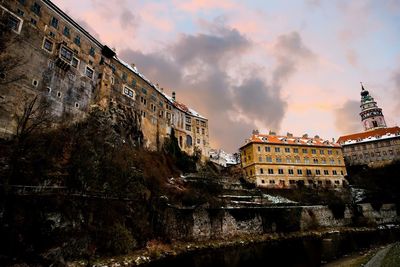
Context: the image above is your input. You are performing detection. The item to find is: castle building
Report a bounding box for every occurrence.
[240,131,347,189]
[337,85,400,166]
[0,0,209,157]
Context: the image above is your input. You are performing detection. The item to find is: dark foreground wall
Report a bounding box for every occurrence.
[160,204,399,241]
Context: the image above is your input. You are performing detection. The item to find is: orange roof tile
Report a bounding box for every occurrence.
[240,133,341,149]
[337,126,400,144]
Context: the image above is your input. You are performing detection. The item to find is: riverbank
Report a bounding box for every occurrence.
[67,225,399,267]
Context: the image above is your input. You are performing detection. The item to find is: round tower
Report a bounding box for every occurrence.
[359,83,387,131]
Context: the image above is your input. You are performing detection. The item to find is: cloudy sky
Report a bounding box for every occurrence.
[54,0,400,152]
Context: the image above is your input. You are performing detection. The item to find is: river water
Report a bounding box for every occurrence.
[144,228,400,267]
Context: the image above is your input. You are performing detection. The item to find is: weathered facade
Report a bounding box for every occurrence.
[240,131,347,189]
[338,85,400,166]
[0,0,209,157]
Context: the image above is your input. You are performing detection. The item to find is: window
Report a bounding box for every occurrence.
[321,158,326,164]
[89,46,95,57]
[383,151,387,156]
[17,9,24,16]
[268,169,274,174]
[293,148,299,153]
[42,38,54,52]
[197,138,200,144]
[59,45,73,63]
[313,158,318,164]
[30,18,37,26]
[311,149,316,154]
[304,158,310,164]
[31,2,41,15]
[266,156,272,162]
[202,128,205,134]
[141,88,147,94]
[330,159,335,164]
[258,156,262,162]
[32,79,38,87]
[257,146,261,152]
[261,179,265,184]
[294,156,300,163]
[315,170,321,175]
[186,135,192,146]
[50,17,58,28]
[297,169,303,175]
[19,0,26,5]
[269,180,275,184]
[286,157,292,163]
[75,102,79,108]
[63,26,70,37]
[306,169,312,175]
[260,168,264,174]
[278,169,284,174]
[85,66,94,79]
[332,170,337,175]
[289,180,296,185]
[285,148,290,153]
[57,91,62,98]
[185,117,191,124]
[328,150,333,155]
[275,147,280,152]
[288,169,294,175]
[185,125,191,131]
[71,57,79,68]
[276,157,282,163]
[326,180,332,185]
[320,149,324,154]
[324,170,329,175]
[265,146,271,152]
[6,12,23,34]
[74,35,81,46]
[123,86,135,98]
[302,149,308,153]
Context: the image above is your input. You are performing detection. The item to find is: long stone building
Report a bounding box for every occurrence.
[337,85,400,166]
[240,131,347,189]
[0,0,209,157]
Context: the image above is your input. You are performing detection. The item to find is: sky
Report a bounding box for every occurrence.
[53,0,400,153]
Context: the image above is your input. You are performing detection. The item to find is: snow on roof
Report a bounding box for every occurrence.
[337,126,400,145]
[114,56,206,119]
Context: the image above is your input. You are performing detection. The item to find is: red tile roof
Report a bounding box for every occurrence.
[240,133,341,149]
[337,126,400,144]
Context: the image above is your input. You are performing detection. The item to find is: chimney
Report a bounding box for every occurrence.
[252,129,259,135]
[314,135,320,139]
[161,87,164,92]
[332,138,335,143]
[302,133,308,138]
[130,63,135,69]
[172,91,176,101]
[269,130,276,135]
[287,132,293,137]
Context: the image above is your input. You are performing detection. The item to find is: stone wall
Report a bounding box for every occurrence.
[161,204,399,241]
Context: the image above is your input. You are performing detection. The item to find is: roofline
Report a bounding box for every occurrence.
[42,0,103,49]
[239,140,342,150]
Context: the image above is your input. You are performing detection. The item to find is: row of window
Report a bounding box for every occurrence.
[245,155,341,165]
[257,168,343,176]
[349,149,400,161]
[17,1,97,57]
[42,38,95,79]
[345,140,399,152]
[255,146,338,155]
[260,179,343,186]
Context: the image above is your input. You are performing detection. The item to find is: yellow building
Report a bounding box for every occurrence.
[240,131,348,189]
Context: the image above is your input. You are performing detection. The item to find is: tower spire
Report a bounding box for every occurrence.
[359,84,387,131]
